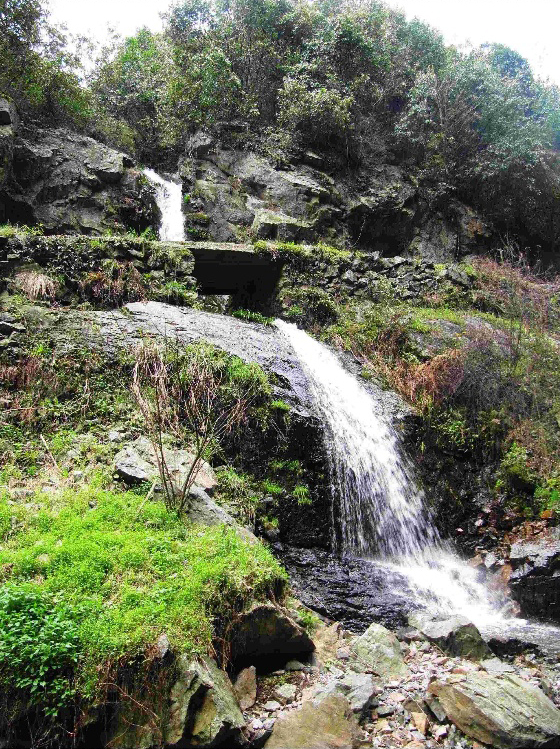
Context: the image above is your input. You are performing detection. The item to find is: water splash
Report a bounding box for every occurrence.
[143,169,185,242]
[275,319,509,625]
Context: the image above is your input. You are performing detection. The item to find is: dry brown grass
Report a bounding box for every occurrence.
[13,271,58,301]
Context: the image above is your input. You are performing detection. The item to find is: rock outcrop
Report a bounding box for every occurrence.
[1,122,156,233]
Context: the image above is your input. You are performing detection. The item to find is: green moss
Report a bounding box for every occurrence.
[0,484,286,707]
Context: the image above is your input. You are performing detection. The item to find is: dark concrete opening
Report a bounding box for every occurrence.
[189,243,283,313]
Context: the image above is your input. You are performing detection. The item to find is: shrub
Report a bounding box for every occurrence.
[80,260,147,307]
[131,341,271,515]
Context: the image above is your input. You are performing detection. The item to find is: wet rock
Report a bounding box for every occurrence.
[229,603,314,665]
[279,546,413,630]
[428,672,560,749]
[264,692,358,749]
[350,622,409,680]
[408,614,492,660]
[234,666,257,711]
[509,527,560,623]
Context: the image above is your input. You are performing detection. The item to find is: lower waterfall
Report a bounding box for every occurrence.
[276,319,557,642]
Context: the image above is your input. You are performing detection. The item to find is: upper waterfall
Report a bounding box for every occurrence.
[143,168,185,242]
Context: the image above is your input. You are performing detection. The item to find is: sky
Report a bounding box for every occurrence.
[48,0,560,85]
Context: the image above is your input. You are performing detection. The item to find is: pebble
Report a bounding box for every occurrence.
[251,719,264,730]
[263,718,275,730]
[263,700,281,712]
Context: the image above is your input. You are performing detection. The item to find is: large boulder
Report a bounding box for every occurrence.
[349,622,409,681]
[110,656,245,749]
[264,692,358,749]
[167,657,245,747]
[428,672,560,749]
[229,603,315,665]
[408,613,492,660]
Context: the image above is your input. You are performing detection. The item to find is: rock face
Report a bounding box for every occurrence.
[509,527,560,622]
[264,692,358,749]
[350,622,409,680]
[409,614,492,660]
[428,672,560,749]
[180,135,493,261]
[1,125,156,233]
[229,603,315,665]
[0,98,18,193]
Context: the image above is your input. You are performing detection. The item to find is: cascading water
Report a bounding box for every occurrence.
[143,168,185,242]
[275,319,533,630]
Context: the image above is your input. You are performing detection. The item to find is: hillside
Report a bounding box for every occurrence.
[1,1,560,748]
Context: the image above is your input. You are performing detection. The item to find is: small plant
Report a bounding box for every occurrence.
[261,480,283,496]
[231,309,274,326]
[270,399,291,412]
[292,484,311,505]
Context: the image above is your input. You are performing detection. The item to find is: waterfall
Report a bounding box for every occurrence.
[143,169,185,242]
[276,319,509,626]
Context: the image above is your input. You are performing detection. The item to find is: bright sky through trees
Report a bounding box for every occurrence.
[49,0,559,85]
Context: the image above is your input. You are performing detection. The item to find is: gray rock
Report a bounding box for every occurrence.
[2,128,154,234]
[230,603,314,663]
[336,672,379,717]
[252,208,315,242]
[186,130,215,158]
[409,613,491,660]
[274,683,297,704]
[429,672,560,748]
[114,435,217,494]
[234,666,257,711]
[264,692,358,749]
[166,656,245,747]
[481,658,516,676]
[111,655,244,748]
[285,660,306,672]
[264,700,282,712]
[350,622,409,680]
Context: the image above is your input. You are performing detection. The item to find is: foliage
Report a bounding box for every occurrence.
[0,484,286,723]
[0,586,80,719]
[0,0,92,126]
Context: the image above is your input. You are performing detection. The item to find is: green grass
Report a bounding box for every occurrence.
[0,484,286,708]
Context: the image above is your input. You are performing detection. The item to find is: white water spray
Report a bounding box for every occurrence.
[276,319,510,626]
[143,168,185,242]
